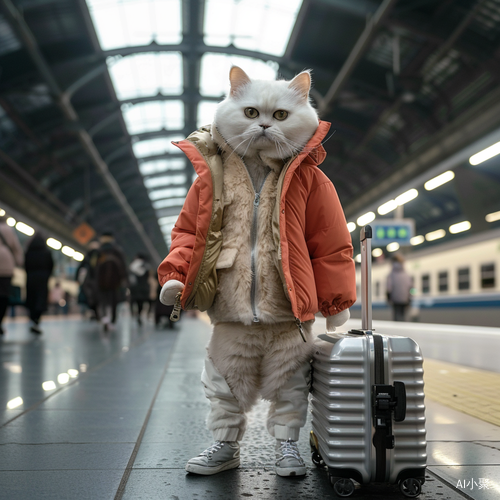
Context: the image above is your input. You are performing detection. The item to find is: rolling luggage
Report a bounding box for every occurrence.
[309,225,427,498]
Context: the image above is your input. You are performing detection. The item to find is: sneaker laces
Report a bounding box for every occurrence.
[277,439,304,464]
[200,441,224,460]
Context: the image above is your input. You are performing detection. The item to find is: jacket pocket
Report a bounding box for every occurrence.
[215,247,238,270]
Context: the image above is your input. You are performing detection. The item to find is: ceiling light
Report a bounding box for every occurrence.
[424,170,455,190]
[61,246,75,257]
[486,211,500,223]
[410,235,425,245]
[73,252,85,262]
[395,189,418,205]
[15,222,35,236]
[67,369,79,378]
[42,381,57,391]
[386,242,400,252]
[357,212,375,226]
[347,222,356,233]
[377,200,398,215]
[0,209,5,216]
[6,397,23,409]
[449,221,471,234]
[372,248,383,257]
[355,254,361,263]
[425,229,446,241]
[6,217,15,227]
[57,373,70,385]
[469,140,500,165]
[46,238,62,250]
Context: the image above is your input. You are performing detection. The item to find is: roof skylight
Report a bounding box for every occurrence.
[198,101,219,128]
[123,101,184,135]
[86,0,182,50]
[109,53,183,101]
[148,187,187,201]
[144,174,187,189]
[204,0,303,56]
[152,198,187,209]
[200,53,278,97]
[139,159,185,175]
[133,136,184,158]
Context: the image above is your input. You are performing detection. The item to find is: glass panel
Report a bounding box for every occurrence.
[152,197,186,209]
[438,271,448,292]
[200,53,278,97]
[139,158,185,175]
[422,274,430,294]
[86,0,182,50]
[148,187,187,200]
[109,53,183,100]
[204,0,303,56]
[197,101,219,128]
[122,101,184,135]
[144,174,186,189]
[458,267,470,291]
[481,263,495,289]
[133,136,184,158]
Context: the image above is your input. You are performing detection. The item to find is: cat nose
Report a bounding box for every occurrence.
[260,124,271,129]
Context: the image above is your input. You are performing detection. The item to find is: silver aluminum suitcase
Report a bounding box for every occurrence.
[309,226,426,498]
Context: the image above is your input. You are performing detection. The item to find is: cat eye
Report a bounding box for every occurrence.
[273,110,288,121]
[244,107,259,119]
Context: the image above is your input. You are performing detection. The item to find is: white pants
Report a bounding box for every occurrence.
[202,320,314,442]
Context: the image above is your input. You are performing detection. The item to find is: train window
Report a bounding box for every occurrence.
[481,263,495,289]
[458,267,470,290]
[422,274,430,294]
[375,281,380,297]
[438,271,448,292]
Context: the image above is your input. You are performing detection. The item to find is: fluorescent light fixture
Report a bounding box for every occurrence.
[357,212,375,226]
[377,199,398,215]
[386,242,400,252]
[73,252,84,262]
[0,209,5,216]
[372,248,383,257]
[347,222,356,233]
[355,254,361,263]
[46,238,62,250]
[6,397,23,409]
[61,246,75,257]
[15,221,35,236]
[486,211,500,223]
[425,229,446,241]
[42,381,57,391]
[67,369,79,378]
[395,189,418,206]
[57,373,70,385]
[410,235,425,246]
[6,217,15,227]
[79,364,88,373]
[424,170,455,190]
[469,140,500,165]
[449,221,471,234]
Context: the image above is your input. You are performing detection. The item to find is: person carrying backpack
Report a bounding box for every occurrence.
[95,232,127,331]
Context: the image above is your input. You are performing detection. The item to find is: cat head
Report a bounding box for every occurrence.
[212,66,319,161]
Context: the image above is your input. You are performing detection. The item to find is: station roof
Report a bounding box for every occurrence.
[1,0,500,262]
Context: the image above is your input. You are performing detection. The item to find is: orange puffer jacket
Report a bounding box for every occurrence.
[158,120,356,322]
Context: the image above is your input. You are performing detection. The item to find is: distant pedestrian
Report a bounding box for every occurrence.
[0,214,24,336]
[49,281,64,315]
[95,232,127,331]
[25,234,54,334]
[129,253,151,325]
[76,239,100,319]
[386,254,413,322]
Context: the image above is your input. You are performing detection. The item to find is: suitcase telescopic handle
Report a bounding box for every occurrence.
[360,225,372,331]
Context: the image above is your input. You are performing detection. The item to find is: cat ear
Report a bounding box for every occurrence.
[229,66,251,97]
[288,71,311,101]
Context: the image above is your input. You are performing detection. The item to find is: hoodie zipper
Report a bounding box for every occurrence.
[250,171,271,323]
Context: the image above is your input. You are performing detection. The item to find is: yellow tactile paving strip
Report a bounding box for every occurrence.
[424,358,500,427]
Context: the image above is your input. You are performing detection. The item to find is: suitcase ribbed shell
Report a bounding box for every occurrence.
[310,332,427,485]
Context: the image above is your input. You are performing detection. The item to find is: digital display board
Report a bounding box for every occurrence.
[371,219,415,246]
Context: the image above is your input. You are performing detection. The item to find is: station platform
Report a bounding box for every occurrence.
[1,311,499,499]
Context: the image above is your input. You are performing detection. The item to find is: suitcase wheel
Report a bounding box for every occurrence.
[399,477,422,498]
[330,477,355,497]
[311,450,325,468]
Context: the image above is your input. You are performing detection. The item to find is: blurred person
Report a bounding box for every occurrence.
[386,254,413,322]
[75,239,100,319]
[49,281,64,315]
[95,232,127,331]
[25,233,54,334]
[128,253,151,325]
[0,214,24,335]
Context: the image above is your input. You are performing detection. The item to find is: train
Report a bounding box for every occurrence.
[350,228,500,327]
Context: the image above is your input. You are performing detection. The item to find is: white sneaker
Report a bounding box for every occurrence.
[275,439,306,477]
[185,441,240,475]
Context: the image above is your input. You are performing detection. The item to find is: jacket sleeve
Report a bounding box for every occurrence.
[305,180,356,317]
[157,178,201,286]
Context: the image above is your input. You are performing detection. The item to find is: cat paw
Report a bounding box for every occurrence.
[160,280,185,305]
[326,309,350,332]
